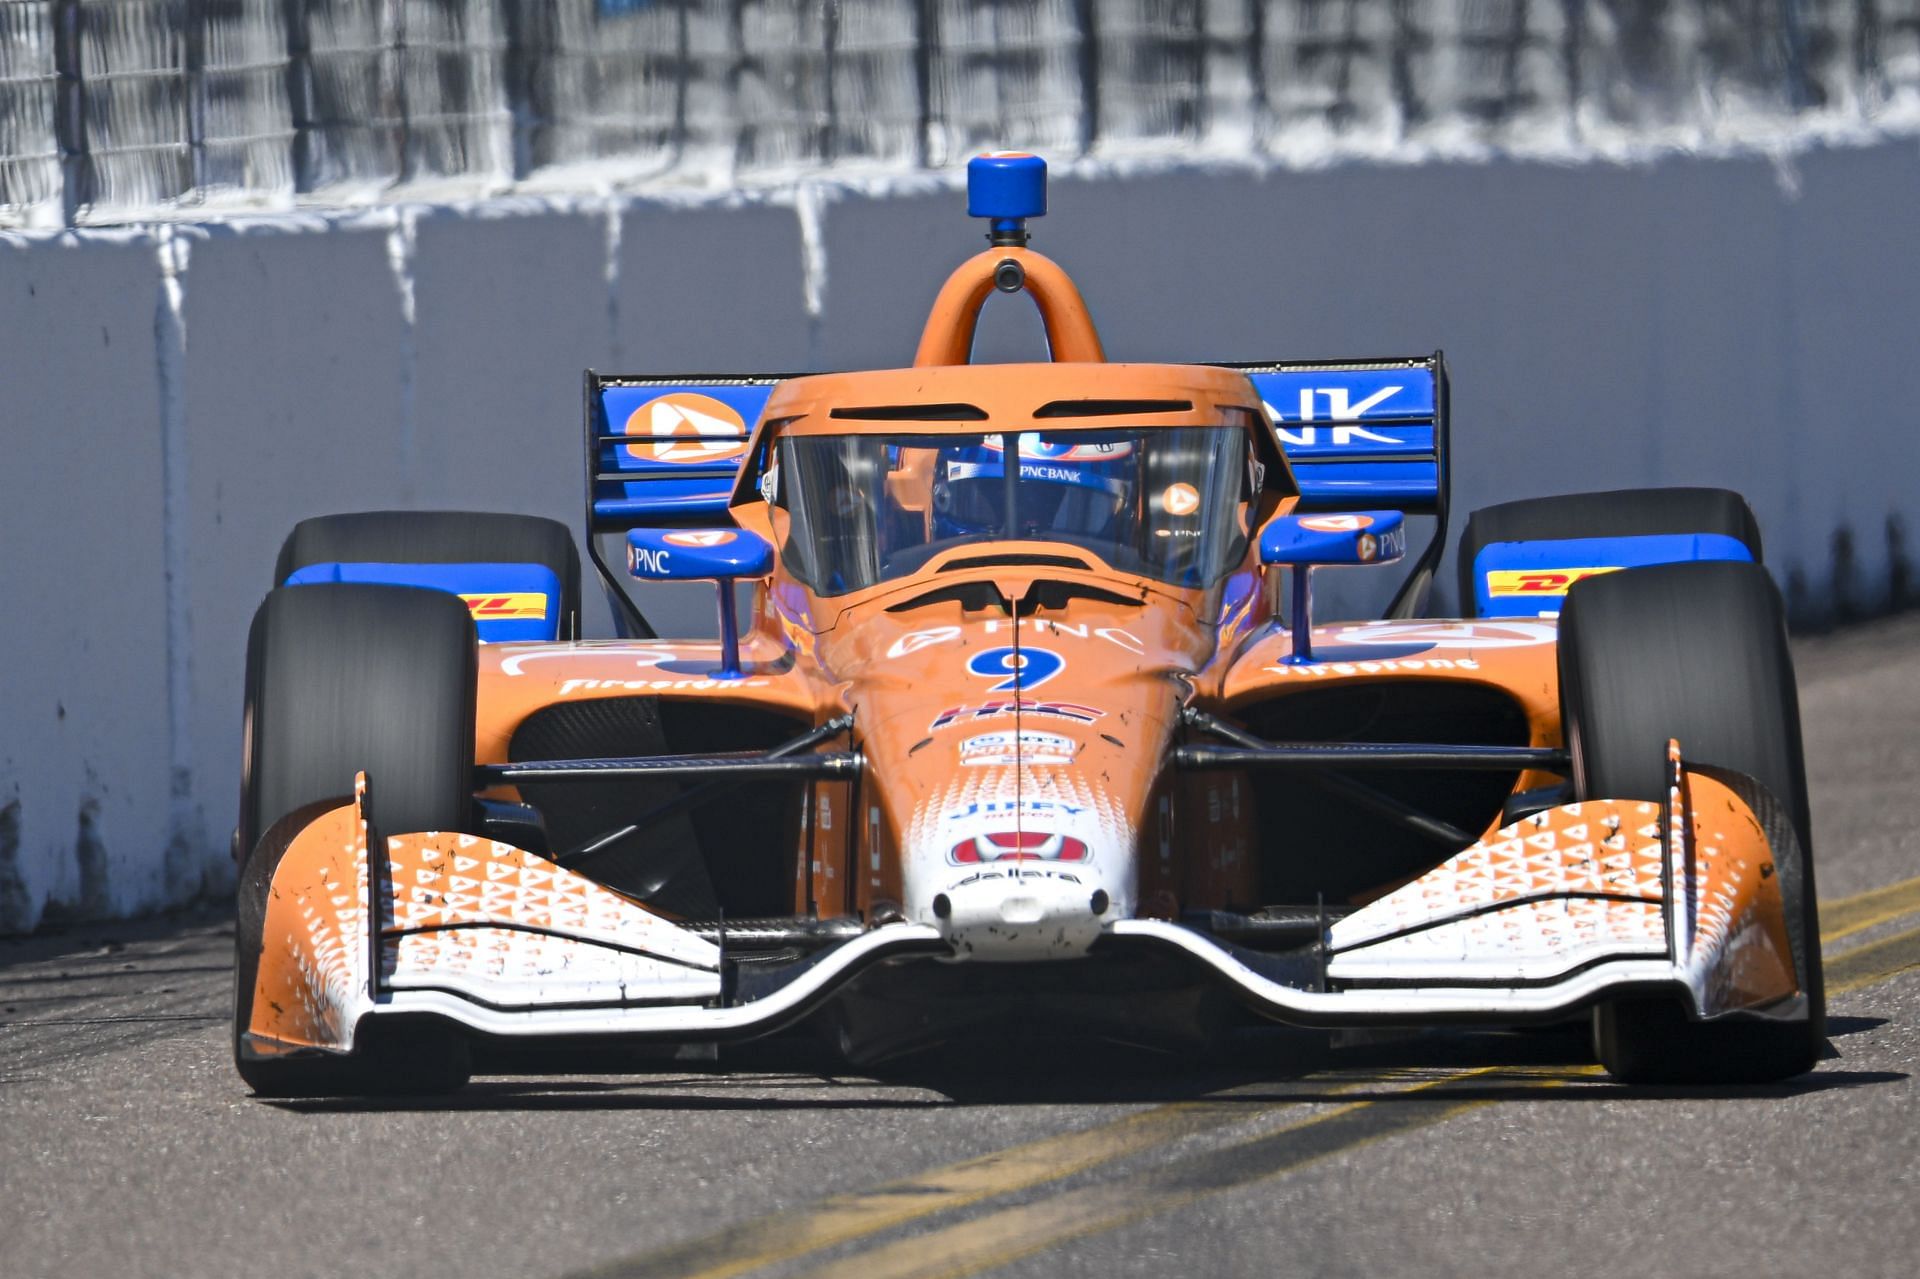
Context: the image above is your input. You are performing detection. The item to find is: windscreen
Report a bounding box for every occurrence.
[771,427,1251,595]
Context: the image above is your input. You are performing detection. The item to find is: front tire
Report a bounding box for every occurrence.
[1558,561,1823,1084]
[234,584,477,1096]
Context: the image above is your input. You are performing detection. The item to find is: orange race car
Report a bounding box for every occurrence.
[233,154,1822,1096]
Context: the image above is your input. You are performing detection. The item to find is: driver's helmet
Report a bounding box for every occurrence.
[931,435,1137,541]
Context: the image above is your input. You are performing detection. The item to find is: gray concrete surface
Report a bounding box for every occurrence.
[0,613,1916,1279]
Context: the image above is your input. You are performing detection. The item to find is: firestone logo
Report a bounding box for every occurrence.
[1327,621,1556,649]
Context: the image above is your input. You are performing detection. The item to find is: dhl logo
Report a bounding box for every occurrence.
[459,592,550,620]
[1486,567,1621,597]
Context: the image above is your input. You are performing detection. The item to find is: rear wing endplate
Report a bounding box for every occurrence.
[1212,354,1451,617]
[584,371,789,636]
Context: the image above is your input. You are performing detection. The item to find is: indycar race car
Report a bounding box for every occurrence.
[234,153,1822,1095]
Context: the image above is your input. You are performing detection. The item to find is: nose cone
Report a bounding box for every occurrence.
[903,778,1139,961]
[934,868,1109,960]
[824,603,1209,961]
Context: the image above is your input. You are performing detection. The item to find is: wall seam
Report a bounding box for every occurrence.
[155,225,203,905]
[385,207,421,500]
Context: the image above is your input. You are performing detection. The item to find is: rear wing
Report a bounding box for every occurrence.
[584,356,1452,631]
[584,371,789,636]
[1212,354,1451,617]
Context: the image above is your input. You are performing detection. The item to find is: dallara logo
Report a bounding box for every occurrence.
[1486,567,1621,596]
[459,592,550,619]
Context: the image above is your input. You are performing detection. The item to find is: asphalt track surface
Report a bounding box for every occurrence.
[5,615,1920,1279]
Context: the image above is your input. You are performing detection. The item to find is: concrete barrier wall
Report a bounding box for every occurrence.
[2,142,1916,929]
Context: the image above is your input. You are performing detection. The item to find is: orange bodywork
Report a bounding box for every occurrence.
[245,749,1799,1051]
[462,245,1603,929]
[243,210,1803,1060]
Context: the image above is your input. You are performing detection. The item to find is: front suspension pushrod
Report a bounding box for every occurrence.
[478,750,861,785]
[1174,742,1566,773]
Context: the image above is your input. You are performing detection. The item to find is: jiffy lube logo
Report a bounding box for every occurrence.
[944,798,1086,822]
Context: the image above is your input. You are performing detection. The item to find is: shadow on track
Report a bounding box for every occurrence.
[0,910,231,973]
[258,1022,1906,1114]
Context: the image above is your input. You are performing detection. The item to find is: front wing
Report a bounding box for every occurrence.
[240,745,1802,1065]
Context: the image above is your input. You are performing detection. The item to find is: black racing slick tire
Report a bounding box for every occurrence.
[275,509,582,640]
[1558,561,1824,1085]
[234,584,477,1097]
[1458,487,1761,617]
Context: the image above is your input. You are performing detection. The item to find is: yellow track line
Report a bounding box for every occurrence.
[791,1103,1386,1279]
[792,1067,1584,1279]
[572,1086,1348,1279]
[1826,924,1920,996]
[813,885,1920,1279]
[1814,872,1920,994]
[1818,873,1920,947]
[586,875,1920,1279]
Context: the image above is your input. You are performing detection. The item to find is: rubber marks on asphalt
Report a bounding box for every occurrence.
[564,1068,1565,1279]
[566,876,1920,1279]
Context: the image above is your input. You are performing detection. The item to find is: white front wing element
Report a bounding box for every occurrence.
[1112,757,1798,1025]
[387,928,718,1008]
[247,786,729,1057]
[1325,799,1671,985]
[380,829,721,1006]
[1109,920,1681,1018]
[254,750,1796,1057]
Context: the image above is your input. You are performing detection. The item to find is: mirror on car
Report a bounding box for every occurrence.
[1259,511,1407,569]
[625,527,774,582]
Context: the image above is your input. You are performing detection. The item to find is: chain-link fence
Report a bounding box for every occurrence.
[5,0,1919,225]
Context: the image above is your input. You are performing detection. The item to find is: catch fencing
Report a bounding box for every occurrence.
[4,0,1920,226]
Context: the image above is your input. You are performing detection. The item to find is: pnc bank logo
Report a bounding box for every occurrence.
[624,392,750,465]
[1268,385,1404,447]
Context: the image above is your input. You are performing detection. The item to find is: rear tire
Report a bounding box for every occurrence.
[276,509,581,639]
[1558,561,1823,1084]
[234,584,477,1096]
[1458,487,1760,617]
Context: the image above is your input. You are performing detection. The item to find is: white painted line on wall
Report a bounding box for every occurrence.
[384,207,421,502]
[604,197,625,370]
[154,226,205,897]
